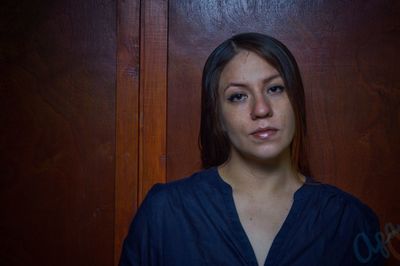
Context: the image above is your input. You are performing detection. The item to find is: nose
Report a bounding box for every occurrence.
[250,94,272,120]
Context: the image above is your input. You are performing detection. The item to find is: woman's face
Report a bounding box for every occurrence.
[218,50,295,163]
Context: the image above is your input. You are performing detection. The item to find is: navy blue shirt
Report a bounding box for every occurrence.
[120,167,386,265]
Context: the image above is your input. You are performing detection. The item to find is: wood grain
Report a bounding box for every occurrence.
[1,0,116,265]
[115,0,141,264]
[139,0,168,201]
[2,0,399,265]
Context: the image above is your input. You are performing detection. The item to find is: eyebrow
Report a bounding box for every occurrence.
[223,74,282,92]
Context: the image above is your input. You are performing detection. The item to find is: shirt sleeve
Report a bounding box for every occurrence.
[351,205,388,266]
[119,184,165,266]
[320,185,388,266]
[335,191,388,266]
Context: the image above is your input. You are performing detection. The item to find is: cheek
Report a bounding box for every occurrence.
[274,98,296,136]
[220,108,247,139]
[218,106,229,132]
[284,107,296,139]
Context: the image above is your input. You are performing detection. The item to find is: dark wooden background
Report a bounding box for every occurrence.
[1,0,116,265]
[1,0,399,265]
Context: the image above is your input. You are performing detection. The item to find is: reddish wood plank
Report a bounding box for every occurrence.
[1,0,116,265]
[115,0,141,264]
[138,0,169,203]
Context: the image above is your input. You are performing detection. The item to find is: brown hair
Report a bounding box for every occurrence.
[199,32,310,176]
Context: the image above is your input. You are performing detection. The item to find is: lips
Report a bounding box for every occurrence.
[250,127,279,140]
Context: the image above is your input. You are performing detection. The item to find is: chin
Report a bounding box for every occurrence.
[250,152,284,162]
[239,146,289,163]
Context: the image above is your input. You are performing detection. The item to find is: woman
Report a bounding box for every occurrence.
[120,33,386,265]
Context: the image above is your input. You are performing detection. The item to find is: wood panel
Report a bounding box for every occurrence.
[138,0,169,201]
[115,0,141,265]
[2,0,398,264]
[0,0,116,265]
[115,1,168,263]
[168,1,399,264]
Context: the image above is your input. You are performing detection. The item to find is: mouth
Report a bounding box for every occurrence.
[250,127,279,140]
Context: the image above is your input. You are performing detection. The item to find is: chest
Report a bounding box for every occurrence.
[233,194,293,265]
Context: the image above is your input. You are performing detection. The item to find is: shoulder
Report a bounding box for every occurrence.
[304,179,381,244]
[120,170,215,265]
[139,167,218,213]
[304,180,386,264]
[317,182,378,221]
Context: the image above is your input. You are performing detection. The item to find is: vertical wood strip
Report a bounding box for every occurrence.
[139,0,168,202]
[115,0,141,265]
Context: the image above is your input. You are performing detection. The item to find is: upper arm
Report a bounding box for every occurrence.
[119,184,165,266]
[349,199,387,265]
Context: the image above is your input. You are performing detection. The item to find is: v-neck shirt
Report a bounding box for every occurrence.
[119,167,386,266]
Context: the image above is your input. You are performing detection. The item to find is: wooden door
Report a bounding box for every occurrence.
[1,0,116,265]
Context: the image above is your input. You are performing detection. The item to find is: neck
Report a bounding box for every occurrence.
[217,148,304,196]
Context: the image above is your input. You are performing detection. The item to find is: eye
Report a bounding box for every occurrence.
[227,93,248,102]
[267,85,285,95]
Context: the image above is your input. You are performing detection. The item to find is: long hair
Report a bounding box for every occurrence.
[199,32,310,176]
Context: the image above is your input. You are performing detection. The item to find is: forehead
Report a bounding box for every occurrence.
[219,50,279,84]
